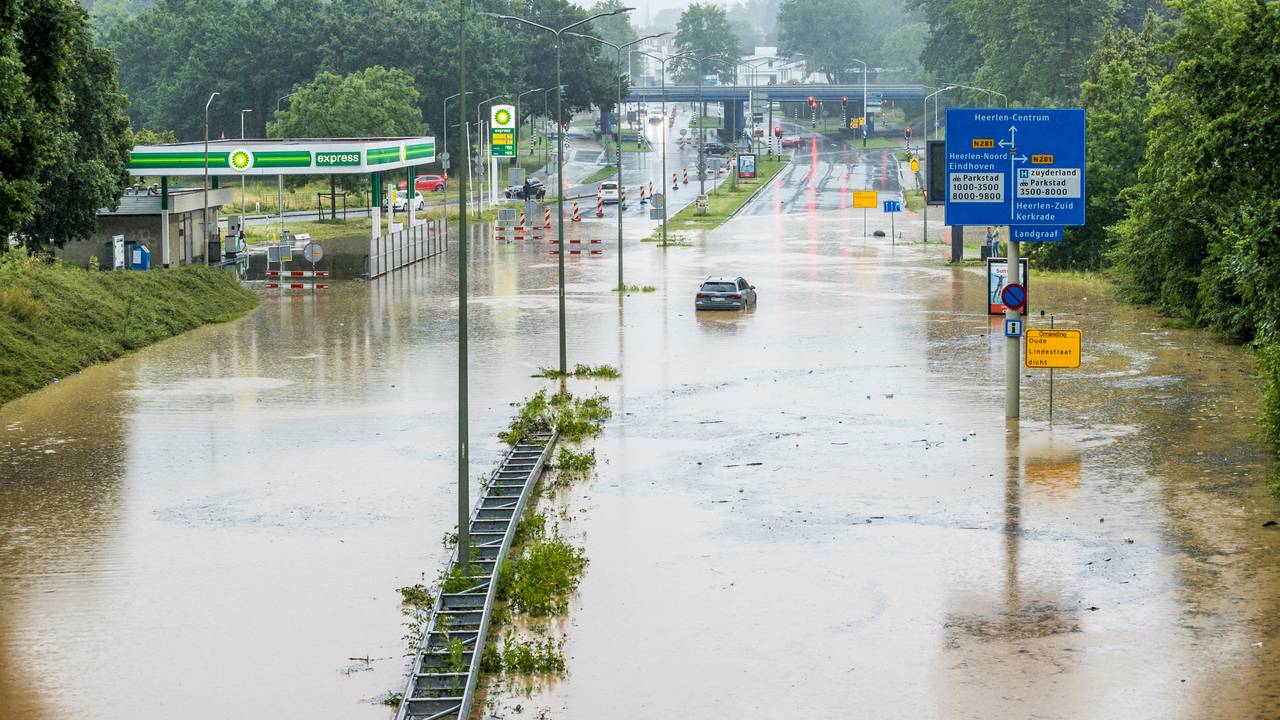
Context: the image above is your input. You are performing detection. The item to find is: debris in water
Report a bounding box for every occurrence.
[1263,520,1277,528]
[724,462,763,467]
[832,441,848,446]
[1251,641,1264,648]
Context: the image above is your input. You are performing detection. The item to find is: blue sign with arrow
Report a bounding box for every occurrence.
[943,108,1086,227]
[883,200,901,213]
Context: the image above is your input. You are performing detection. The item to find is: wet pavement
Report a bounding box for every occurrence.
[3,135,1279,719]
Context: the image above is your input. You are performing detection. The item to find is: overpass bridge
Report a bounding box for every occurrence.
[625,83,927,104]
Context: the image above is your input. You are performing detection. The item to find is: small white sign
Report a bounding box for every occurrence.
[1004,319,1023,337]
[949,172,1004,203]
[1016,167,1082,199]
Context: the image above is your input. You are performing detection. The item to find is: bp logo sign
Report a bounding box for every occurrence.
[229,148,254,172]
[491,104,516,129]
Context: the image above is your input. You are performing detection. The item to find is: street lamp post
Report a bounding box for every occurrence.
[487,6,636,375]
[739,58,773,155]
[567,32,669,292]
[203,92,219,265]
[515,87,544,166]
[456,0,472,573]
[239,108,252,223]
[697,54,731,200]
[443,91,473,181]
[921,86,956,246]
[274,93,295,239]
[844,58,867,146]
[938,81,1007,108]
[631,50,694,247]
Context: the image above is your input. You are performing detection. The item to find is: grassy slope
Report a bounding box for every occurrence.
[662,159,790,232]
[0,254,259,405]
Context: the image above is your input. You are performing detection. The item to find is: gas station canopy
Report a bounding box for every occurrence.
[127,137,436,177]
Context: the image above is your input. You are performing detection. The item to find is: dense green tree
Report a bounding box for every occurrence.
[0,0,131,250]
[588,0,639,60]
[1027,15,1170,269]
[269,67,426,139]
[672,4,740,83]
[777,0,872,83]
[1111,0,1280,341]
[907,0,983,82]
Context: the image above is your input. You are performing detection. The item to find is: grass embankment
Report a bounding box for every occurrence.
[581,166,618,185]
[659,158,789,233]
[688,116,723,129]
[0,252,258,405]
[242,205,514,244]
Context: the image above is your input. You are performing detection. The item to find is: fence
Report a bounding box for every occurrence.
[368,218,447,279]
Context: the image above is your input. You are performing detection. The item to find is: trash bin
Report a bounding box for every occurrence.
[207,238,221,262]
[129,244,151,271]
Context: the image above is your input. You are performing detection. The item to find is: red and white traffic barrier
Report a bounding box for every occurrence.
[266,270,330,278]
[595,193,604,218]
[543,207,552,228]
[648,180,653,198]
[571,201,581,223]
[265,282,329,289]
[683,168,689,185]
[639,185,647,205]
[672,172,678,190]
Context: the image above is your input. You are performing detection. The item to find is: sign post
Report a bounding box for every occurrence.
[1026,319,1082,423]
[882,198,902,244]
[945,107,1086,418]
[853,190,877,237]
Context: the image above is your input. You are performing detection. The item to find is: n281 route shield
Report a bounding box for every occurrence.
[944,108,1086,227]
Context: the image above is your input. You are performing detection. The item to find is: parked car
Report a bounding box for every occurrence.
[702,141,733,156]
[695,276,757,311]
[382,194,425,212]
[598,180,620,204]
[505,177,546,200]
[415,174,447,192]
[780,136,803,148]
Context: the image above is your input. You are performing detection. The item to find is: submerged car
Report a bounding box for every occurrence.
[695,276,757,311]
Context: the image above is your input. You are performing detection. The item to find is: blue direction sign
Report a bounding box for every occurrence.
[944,108,1085,227]
[1010,226,1063,243]
[883,200,902,213]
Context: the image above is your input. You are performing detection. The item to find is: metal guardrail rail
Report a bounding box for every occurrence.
[395,431,557,720]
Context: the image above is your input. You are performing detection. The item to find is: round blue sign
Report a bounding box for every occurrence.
[1001,283,1027,311]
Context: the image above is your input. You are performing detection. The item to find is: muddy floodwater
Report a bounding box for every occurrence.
[3,137,1280,719]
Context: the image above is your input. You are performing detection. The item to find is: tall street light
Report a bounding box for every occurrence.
[443,90,473,180]
[632,49,694,247]
[487,6,636,376]
[239,108,252,231]
[739,58,773,155]
[939,80,1007,107]
[567,31,669,292]
[515,86,544,165]
[275,93,296,240]
[697,54,731,200]
[925,85,956,141]
[203,91,219,266]
[455,0,472,573]
[846,58,867,146]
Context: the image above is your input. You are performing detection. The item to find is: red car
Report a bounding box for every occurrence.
[415,174,447,192]
[780,136,803,148]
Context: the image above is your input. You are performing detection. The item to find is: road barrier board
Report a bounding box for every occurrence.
[1025,329,1081,369]
[853,190,877,209]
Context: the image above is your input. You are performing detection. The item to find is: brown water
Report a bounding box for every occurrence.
[2,138,1278,719]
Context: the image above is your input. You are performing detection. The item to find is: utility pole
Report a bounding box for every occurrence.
[456,0,471,571]
[203,92,219,265]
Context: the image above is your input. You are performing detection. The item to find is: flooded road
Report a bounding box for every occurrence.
[3,140,1279,718]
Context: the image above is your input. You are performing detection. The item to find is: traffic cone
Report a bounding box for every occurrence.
[672,172,678,190]
[683,168,689,185]
[571,201,581,223]
[639,185,647,205]
[648,180,653,198]
[595,193,604,218]
[544,207,552,229]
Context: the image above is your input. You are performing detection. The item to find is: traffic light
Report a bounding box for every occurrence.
[905,127,912,140]
[841,96,848,108]
[773,126,782,138]
[807,95,816,109]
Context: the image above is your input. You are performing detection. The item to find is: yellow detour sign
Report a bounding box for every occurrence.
[909,157,920,173]
[853,190,878,209]
[1025,329,1081,368]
